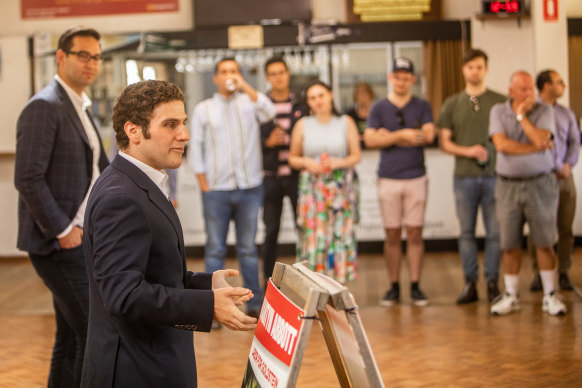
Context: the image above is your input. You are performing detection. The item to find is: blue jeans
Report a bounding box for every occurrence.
[454,176,500,282]
[29,245,89,388]
[202,186,263,311]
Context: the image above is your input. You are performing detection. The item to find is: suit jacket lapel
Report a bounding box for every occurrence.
[111,156,185,255]
[53,80,92,149]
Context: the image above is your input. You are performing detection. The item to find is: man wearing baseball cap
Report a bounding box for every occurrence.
[364,57,435,307]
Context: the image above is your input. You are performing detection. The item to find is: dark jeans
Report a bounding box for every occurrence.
[29,246,89,388]
[262,175,298,281]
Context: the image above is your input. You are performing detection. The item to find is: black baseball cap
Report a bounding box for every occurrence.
[392,57,414,74]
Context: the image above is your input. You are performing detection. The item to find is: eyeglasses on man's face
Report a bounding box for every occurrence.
[470,96,480,112]
[66,50,102,63]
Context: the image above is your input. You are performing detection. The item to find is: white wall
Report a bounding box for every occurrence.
[0,36,30,256]
[566,0,582,17]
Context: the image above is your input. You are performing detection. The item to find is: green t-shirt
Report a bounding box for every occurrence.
[437,89,507,176]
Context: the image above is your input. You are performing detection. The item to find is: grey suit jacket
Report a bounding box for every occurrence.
[14,79,109,255]
[81,155,214,388]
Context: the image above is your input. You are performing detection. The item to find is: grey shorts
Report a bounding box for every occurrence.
[495,173,559,250]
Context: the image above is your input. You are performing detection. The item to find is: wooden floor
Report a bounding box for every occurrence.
[0,251,581,387]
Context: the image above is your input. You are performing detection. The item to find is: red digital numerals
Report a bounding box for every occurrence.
[490,1,520,14]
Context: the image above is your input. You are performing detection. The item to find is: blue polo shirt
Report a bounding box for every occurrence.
[367,97,433,179]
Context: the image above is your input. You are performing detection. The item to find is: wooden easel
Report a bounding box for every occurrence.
[271,261,384,388]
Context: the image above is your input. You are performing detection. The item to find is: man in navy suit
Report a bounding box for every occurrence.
[81,80,257,387]
[14,26,108,387]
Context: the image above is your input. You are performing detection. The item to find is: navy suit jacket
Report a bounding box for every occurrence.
[14,79,109,255]
[81,155,214,388]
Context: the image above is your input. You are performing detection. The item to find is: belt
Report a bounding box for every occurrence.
[497,173,548,182]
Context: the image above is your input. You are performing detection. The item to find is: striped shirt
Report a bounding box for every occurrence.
[551,103,580,172]
[270,93,293,176]
[190,91,275,190]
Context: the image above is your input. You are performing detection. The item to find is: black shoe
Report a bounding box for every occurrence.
[411,288,429,306]
[379,288,400,306]
[456,280,478,304]
[530,273,543,292]
[487,278,500,303]
[559,272,574,291]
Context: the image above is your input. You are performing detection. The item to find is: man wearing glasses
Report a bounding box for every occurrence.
[528,70,580,292]
[438,49,506,305]
[364,57,435,307]
[14,26,108,387]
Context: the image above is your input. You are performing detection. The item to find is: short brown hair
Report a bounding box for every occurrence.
[58,26,101,52]
[214,57,239,74]
[353,82,375,101]
[463,48,488,65]
[113,80,184,149]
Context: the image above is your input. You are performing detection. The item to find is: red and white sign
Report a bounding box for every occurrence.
[21,0,179,19]
[543,0,559,22]
[242,279,305,388]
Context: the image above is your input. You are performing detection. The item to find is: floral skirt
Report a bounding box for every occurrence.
[296,169,358,283]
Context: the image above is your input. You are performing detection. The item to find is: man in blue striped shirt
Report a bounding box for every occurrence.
[529,69,580,292]
[190,58,275,319]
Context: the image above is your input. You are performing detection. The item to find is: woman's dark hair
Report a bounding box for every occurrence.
[304,80,341,116]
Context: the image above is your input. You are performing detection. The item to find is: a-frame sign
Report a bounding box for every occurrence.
[242,261,384,387]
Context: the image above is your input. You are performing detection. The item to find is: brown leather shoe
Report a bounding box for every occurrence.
[487,279,500,303]
[456,280,478,304]
[559,272,574,291]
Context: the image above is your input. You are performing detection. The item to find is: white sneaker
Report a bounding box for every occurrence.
[490,292,520,315]
[542,292,567,316]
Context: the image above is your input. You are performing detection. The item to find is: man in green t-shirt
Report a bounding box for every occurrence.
[437,49,507,304]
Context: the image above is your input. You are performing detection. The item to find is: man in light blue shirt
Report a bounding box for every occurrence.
[489,70,566,316]
[190,58,275,318]
[529,70,580,292]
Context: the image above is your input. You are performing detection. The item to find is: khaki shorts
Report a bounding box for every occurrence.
[377,175,428,229]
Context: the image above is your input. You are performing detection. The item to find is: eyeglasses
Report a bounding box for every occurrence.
[469,96,480,112]
[65,50,102,63]
[397,110,405,126]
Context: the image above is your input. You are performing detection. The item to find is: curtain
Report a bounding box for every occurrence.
[423,39,468,124]
[568,36,582,123]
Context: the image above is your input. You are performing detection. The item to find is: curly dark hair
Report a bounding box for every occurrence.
[112,80,184,149]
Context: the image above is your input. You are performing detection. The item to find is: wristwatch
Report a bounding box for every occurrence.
[516,113,524,122]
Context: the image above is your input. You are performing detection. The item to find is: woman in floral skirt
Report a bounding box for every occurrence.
[288,81,361,283]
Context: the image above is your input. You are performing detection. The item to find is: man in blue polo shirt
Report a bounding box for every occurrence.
[365,57,435,307]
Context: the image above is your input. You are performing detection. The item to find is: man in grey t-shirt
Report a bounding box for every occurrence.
[489,70,566,316]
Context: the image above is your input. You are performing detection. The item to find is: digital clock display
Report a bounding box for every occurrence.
[482,0,523,15]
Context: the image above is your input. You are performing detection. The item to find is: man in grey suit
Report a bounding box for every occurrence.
[81,80,256,387]
[14,26,108,387]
